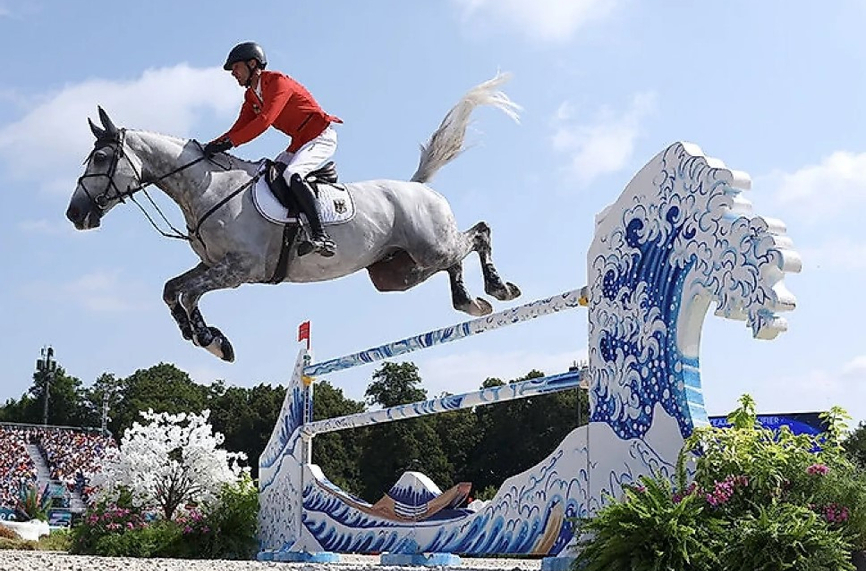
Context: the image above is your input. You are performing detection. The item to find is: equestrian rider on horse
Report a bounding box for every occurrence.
[204,42,341,257]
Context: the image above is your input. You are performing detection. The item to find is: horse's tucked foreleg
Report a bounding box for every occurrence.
[165,258,249,362]
[163,265,207,341]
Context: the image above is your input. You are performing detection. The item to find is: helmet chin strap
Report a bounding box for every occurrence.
[244,63,259,88]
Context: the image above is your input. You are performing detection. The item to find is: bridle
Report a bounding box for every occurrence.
[76,128,261,247]
[77,128,207,241]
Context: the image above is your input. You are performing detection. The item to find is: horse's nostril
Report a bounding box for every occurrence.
[66,205,79,223]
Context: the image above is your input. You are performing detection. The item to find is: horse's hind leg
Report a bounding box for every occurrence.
[467,221,521,301]
[447,261,493,316]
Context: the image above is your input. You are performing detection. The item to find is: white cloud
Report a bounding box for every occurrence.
[414,348,587,398]
[0,64,239,193]
[799,238,866,272]
[552,92,656,187]
[453,0,618,43]
[771,151,866,221]
[21,269,154,312]
[843,355,866,378]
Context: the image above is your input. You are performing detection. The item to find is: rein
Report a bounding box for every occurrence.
[77,129,257,247]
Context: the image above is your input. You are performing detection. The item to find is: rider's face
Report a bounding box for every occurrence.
[230,61,254,86]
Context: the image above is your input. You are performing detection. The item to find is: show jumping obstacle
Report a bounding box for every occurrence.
[256,142,802,566]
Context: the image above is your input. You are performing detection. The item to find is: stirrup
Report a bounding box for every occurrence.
[298,236,336,258]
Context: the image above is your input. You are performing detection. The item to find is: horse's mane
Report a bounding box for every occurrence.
[130,129,262,173]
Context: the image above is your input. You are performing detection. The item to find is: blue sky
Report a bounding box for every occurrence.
[1,1,865,427]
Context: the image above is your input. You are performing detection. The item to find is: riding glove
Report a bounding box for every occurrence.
[203,138,233,158]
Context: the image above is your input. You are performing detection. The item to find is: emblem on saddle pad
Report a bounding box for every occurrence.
[252,173,356,226]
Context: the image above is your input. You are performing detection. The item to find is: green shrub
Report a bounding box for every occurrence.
[92,520,180,558]
[574,475,724,571]
[575,396,866,570]
[720,502,854,571]
[203,475,259,559]
[37,528,72,551]
[70,477,259,559]
[169,475,259,559]
[69,501,150,555]
[0,536,37,550]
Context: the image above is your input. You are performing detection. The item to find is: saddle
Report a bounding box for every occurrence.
[262,161,340,285]
[265,161,339,212]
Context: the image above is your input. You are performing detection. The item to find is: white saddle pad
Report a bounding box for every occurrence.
[252,174,356,226]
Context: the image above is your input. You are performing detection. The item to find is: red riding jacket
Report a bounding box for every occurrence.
[220,70,342,153]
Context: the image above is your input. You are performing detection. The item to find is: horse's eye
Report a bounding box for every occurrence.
[93,151,109,165]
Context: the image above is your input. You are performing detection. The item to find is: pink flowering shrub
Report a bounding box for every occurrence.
[69,477,258,559]
[576,395,866,570]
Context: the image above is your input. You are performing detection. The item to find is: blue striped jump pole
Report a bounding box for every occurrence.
[304,287,589,378]
[301,368,586,437]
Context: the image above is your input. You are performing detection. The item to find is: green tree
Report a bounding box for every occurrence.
[364,362,427,407]
[844,421,866,469]
[311,381,367,494]
[81,372,124,431]
[359,362,451,501]
[0,365,91,427]
[208,382,286,478]
[110,363,208,436]
[467,370,583,496]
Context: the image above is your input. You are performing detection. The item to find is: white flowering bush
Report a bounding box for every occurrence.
[93,409,247,520]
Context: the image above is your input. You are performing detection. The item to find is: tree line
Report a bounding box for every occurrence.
[0,359,590,502]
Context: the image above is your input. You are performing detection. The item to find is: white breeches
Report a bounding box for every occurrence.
[275,126,338,183]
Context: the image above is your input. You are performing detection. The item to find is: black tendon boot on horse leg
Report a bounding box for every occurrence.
[289,173,337,257]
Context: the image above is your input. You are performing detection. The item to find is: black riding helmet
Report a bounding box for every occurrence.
[223,42,267,71]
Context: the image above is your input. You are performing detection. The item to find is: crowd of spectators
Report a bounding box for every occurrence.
[0,425,116,509]
[0,427,37,507]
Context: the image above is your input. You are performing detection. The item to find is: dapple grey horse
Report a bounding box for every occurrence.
[66,74,522,362]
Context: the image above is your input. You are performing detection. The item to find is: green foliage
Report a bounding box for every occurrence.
[579,395,866,570]
[37,528,73,551]
[208,382,286,479]
[0,537,37,550]
[17,483,51,521]
[575,475,724,571]
[109,363,208,435]
[365,362,427,408]
[181,476,259,560]
[69,477,259,559]
[310,381,366,493]
[721,503,854,571]
[467,371,583,495]
[69,500,150,555]
[844,421,866,469]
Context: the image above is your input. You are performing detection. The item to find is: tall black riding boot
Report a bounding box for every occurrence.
[288,173,337,258]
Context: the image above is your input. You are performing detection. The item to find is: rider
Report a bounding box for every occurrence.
[204,41,341,257]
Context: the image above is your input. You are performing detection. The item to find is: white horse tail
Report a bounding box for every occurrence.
[410,72,521,184]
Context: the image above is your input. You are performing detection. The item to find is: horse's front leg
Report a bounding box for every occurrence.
[163,264,207,342]
[164,259,250,362]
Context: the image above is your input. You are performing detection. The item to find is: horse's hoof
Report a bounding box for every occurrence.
[458,297,493,317]
[204,326,235,362]
[486,281,522,301]
[504,282,521,300]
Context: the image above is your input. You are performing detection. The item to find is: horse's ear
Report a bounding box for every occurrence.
[97,106,118,137]
[88,118,107,140]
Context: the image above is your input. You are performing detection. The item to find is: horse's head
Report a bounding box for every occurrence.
[66,108,145,230]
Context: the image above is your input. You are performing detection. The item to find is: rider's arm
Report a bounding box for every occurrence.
[225,74,293,147]
[218,97,257,143]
